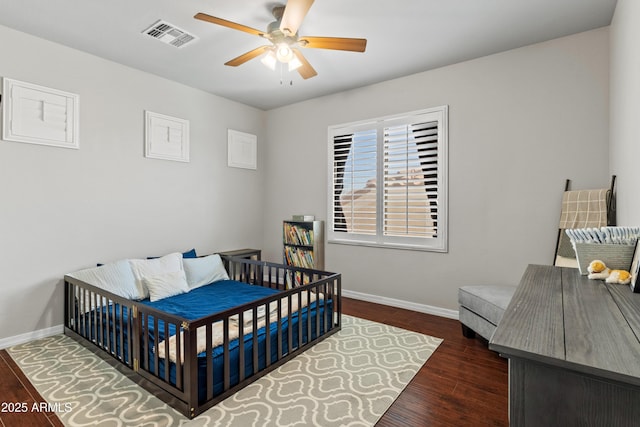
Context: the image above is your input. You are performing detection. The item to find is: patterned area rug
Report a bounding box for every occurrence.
[8,315,442,426]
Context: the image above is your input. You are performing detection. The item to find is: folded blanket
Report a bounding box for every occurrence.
[558,189,609,229]
[157,292,319,363]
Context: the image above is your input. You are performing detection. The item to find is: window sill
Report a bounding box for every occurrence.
[327,238,448,253]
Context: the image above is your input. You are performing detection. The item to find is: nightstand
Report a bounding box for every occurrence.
[218,248,261,261]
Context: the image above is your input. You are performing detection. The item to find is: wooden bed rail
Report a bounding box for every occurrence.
[134,302,191,402]
[64,276,136,368]
[223,255,340,289]
[64,276,195,414]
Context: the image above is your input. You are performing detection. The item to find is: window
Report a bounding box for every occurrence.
[328,106,448,251]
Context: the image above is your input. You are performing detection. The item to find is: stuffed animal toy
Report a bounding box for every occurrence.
[587,260,610,280]
[587,260,631,284]
[606,269,632,285]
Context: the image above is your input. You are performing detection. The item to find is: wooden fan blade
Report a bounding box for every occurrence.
[293,49,317,79]
[225,46,271,67]
[280,0,314,36]
[300,36,367,52]
[195,12,264,37]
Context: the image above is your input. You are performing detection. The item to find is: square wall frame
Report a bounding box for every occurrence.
[144,110,190,162]
[2,78,79,149]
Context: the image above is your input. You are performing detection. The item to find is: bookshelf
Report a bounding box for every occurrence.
[283,220,324,271]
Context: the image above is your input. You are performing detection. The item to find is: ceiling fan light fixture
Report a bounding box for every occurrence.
[275,43,294,62]
[288,56,302,71]
[261,51,277,70]
[195,0,366,80]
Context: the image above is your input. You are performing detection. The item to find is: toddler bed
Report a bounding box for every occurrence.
[63,253,341,418]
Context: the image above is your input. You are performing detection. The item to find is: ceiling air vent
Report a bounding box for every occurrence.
[143,20,197,48]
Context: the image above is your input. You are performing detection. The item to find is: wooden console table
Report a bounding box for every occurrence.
[490,264,640,426]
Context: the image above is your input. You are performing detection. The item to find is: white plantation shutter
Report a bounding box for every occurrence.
[332,127,377,236]
[383,120,439,238]
[328,106,448,251]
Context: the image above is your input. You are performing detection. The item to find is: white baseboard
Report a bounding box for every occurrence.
[0,324,64,350]
[259,273,459,320]
[342,289,459,320]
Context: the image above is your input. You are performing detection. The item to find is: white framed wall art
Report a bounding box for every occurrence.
[1,78,79,149]
[144,110,190,162]
[227,129,257,170]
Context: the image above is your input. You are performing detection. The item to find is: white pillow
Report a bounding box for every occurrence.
[67,259,139,300]
[129,252,183,299]
[142,270,189,302]
[183,254,230,290]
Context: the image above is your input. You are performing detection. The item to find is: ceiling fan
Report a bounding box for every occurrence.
[194,0,367,79]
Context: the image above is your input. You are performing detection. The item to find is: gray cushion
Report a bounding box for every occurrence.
[458,285,516,326]
[459,306,499,341]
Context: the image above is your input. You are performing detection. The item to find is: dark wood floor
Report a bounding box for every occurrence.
[0,350,64,427]
[0,297,508,426]
[343,297,509,426]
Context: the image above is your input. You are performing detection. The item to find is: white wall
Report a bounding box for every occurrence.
[0,25,266,342]
[610,0,640,226]
[263,28,610,313]
[0,21,616,343]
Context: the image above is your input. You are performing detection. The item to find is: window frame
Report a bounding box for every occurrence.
[327,106,448,252]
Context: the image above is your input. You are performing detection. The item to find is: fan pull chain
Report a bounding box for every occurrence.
[278,64,293,86]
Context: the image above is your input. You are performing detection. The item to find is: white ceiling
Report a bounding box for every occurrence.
[0,0,617,110]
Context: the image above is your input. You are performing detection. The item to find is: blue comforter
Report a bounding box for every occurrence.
[138,279,281,321]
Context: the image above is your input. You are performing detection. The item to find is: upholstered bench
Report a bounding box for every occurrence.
[458,285,516,341]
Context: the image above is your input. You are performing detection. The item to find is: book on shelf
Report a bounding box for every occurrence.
[284,222,314,246]
[284,246,315,269]
[286,271,309,288]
